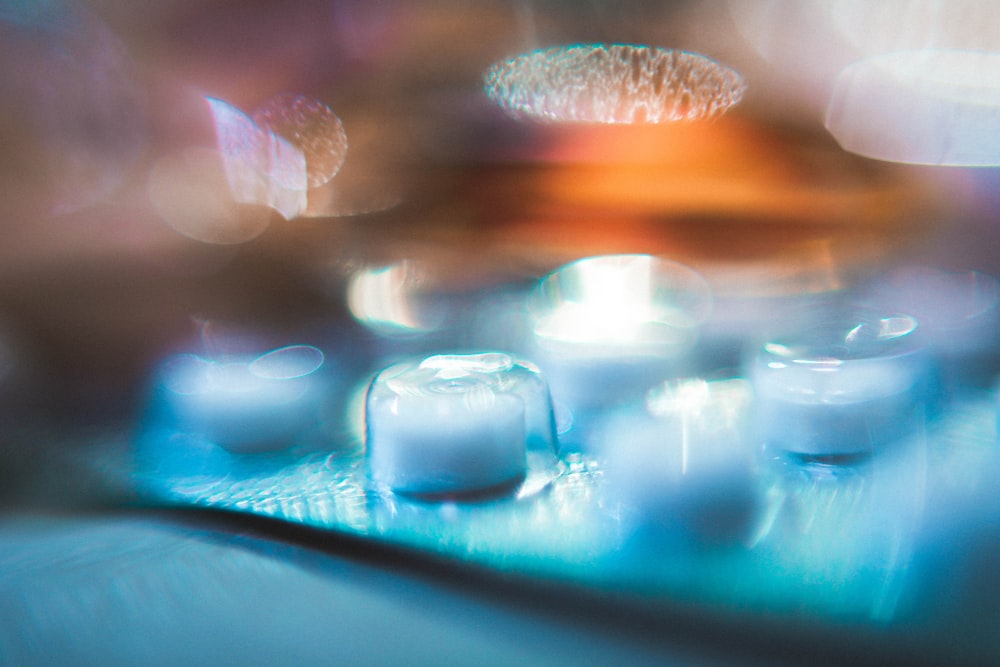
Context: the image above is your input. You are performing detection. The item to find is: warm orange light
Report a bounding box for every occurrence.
[455,115,956,297]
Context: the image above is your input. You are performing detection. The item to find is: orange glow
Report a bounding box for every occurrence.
[451,115,955,297]
[498,118,939,227]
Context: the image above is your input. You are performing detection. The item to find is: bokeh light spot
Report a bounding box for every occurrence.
[252,93,348,188]
[484,44,746,124]
[147,147,272,245]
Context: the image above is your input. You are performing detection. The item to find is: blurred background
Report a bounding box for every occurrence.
[2,0,995,424]
[3,1,1000,664]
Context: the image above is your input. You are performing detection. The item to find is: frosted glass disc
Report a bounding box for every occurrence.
[826,50,1000,166]
[483,44,746,124]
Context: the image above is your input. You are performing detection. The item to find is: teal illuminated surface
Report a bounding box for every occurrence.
[136,375,1000,627]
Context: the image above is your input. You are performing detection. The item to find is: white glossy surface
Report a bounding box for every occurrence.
[366,353,555,495]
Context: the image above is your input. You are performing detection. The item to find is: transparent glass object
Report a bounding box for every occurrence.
[530,254,712,411]
[750,312,930,459]
[365,352,557,497]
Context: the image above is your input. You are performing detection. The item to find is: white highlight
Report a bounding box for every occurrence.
[826,50,1000,166]
[530,255,712,412]
[346,262,441,336]
[206,97,307,219]
[533,255,712,357]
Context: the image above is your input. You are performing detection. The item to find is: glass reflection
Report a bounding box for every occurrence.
[365,352,556,498]
[733,0,1000,67]
[827,0,1000,55]
[206,96,307,219]
[530,254,712,412]
[750,311,930,460]
[859,268,1000,380]
[730,0,1000,139]
[153,92,354,243]
[751,444,926,623]
[346,261,444,337]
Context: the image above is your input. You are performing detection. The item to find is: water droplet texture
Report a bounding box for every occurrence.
[253,93,348,188]
[484,44,747,124]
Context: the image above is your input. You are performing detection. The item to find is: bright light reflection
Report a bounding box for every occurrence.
[206,97,307,219]
[845,316,918,349]
[826,50,1000,165]
[346,261,441,336]
[729,1,1000,124]
[533,255,712,355]
[419,352,514,376]
[646,379,752,474]
[249,345,325,380]
[861,268,1000,358]
[646,378,713,418]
